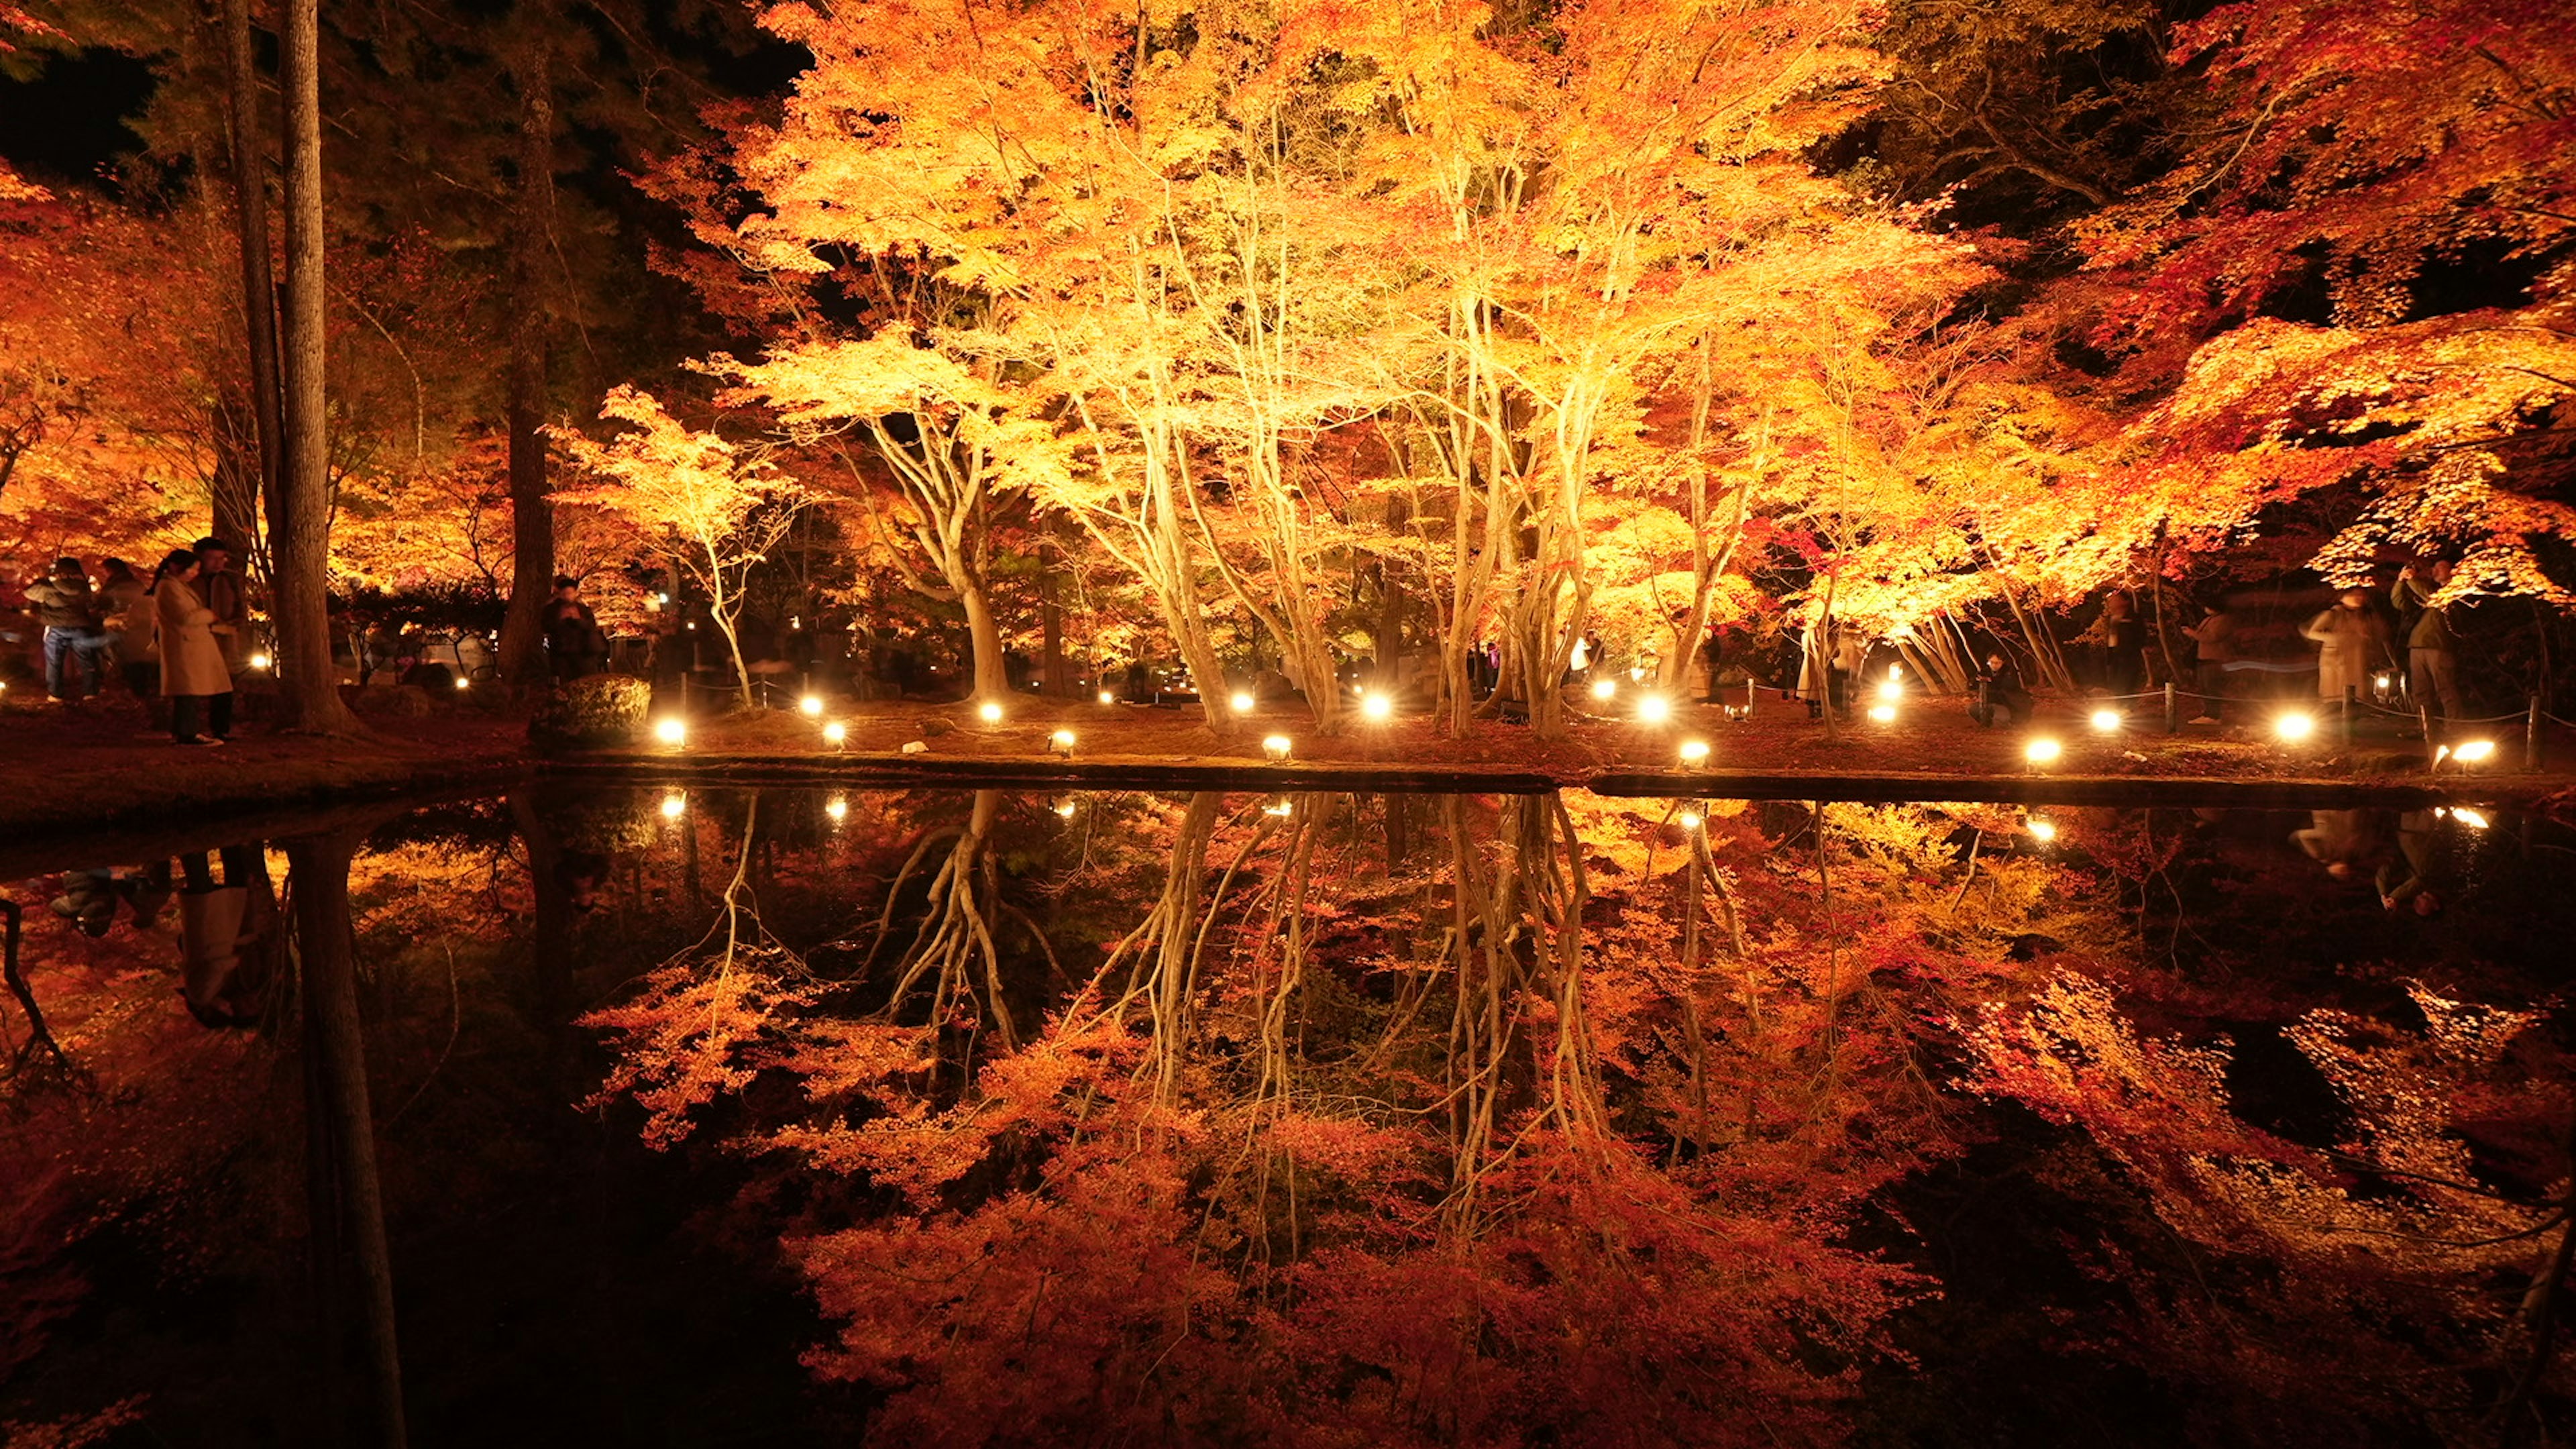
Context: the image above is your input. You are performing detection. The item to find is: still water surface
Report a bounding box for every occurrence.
[3,786,2570,1446]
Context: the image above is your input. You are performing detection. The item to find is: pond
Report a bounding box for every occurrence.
[2,784,2571,1446]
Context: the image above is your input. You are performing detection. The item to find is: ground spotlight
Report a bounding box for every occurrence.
[2273,712,2316,743]
[1263,734,1293,761]
[1050,729,1077,757]
[978,701,1004,724]
[453,676,471,690]
[1097,688,1116,705]
[2024,737,2062,767]
[1678,739,1710,767]
[1362,692,1393,722]
[653,717,687,747]
[1635,694,1672,725]
[2088,708,2121,733]
[822,720,847,747]
[1591,678,1617,701]
[798,694,824,717]
[2453,739,2496,765]
[1230,690,1256,714]
[250,651,272,671]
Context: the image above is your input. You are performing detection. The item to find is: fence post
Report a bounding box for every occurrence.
[2164,682,2179,735]
[2528,694,2544,771]
[1746,676,1756,718]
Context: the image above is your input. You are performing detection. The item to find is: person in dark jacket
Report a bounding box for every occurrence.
[540,576,608,683]
[25,557,107,702]
[192,537,250,673]
[1968,653,2035,727]
[2391,561,2463,718]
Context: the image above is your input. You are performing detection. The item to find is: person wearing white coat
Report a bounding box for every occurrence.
[150,548,233,746]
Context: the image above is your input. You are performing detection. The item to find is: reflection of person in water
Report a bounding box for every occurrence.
[178,845,277,1028]
[2377,810,2449,916]
[556,849,610,914]
[48,862,174,936]
[2292,809,2387,881]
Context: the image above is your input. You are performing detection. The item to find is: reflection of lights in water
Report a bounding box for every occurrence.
[1676,810,1703,832]
[1097,689,1116,705]
[659,792,686,820]
[1591,678,1617,701]
[2452,806,2491,830]
[798,694,823,716]
[977,701,1004,724]
[2089,708,2121,732]
[2273,712,2316,743]
[653,717,687,747]
[1263,735,1293,761]
[2024,737,2062,765]
[822,721,847,746]
[1867,703,1897,724]
[1263,798,1294,817]
[1055,798,1078,818]
[2453,739,2496,763]
[2029,818,2057,843]
[825,796,848,822]
[1635,694,1671,725]
[1230,691,1255,713]
[1678,739,1710,766]
[1362,693,1393,722]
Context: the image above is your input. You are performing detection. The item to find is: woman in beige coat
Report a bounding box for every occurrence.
[2300,588,2390,704]
[151,547,233,746]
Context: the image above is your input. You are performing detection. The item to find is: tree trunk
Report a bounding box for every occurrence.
[1039,548,1069,697]
[220,0,284,544]
[292,828,407,1448]
[959,574,1008,702]
[496,41,557,688]
[273,0,356,733]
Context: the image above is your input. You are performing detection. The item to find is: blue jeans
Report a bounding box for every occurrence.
[43,627,109,700]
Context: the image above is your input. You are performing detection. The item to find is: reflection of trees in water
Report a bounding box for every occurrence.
[564,792,2576,1445]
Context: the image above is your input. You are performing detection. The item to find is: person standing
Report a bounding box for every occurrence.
[2300,588,2390,705]
[2180,600,2235,724]
[25,557,109,702]
[2391,561,2465,718]
[2097,592,2147,697]
[96,558,153,698]
[540,575,608,683]
[193,536,250,673]
[151,549,233,746]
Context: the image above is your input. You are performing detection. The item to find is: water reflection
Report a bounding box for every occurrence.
[1,788,2569,1445]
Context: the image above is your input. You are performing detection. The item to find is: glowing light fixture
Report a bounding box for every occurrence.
[1678,739,1711,767]
[2088,708,2122,733]
[2029,818,2058,843]
[1230,691,1256,714]
[822,720,847,747]
[653,717,688,747]
[1635,694,1672,726]
[2273,712,2316,743]
[2453,806,2492,830]
[1867,704,1897,724]
[2453,739,2496,764]
[453,675,472,690]
[1263,735,1293,761]
[659,792,686,820]
[977,701,1004,724]
[1362,692,1393,722]
[798,694,824,717]
[825,796,848,823]
[1591,678,1618,701]
[1876,677,1903,703]
[249,651,272,671]
[1097,688,1116,705]
[1050,729,1077,757]
[2024,737,2063,767]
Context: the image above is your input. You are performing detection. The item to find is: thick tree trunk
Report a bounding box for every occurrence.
[291,828,407,1448]
[220,0,284,543]
[959,574,1008,702]
[496,43,557,688]
[274,0,356,732]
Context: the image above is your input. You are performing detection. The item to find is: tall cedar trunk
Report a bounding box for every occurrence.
[292,829,407,1448]
[496,42,557,686]
[220,0,284,545]
[274,0,355,731]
